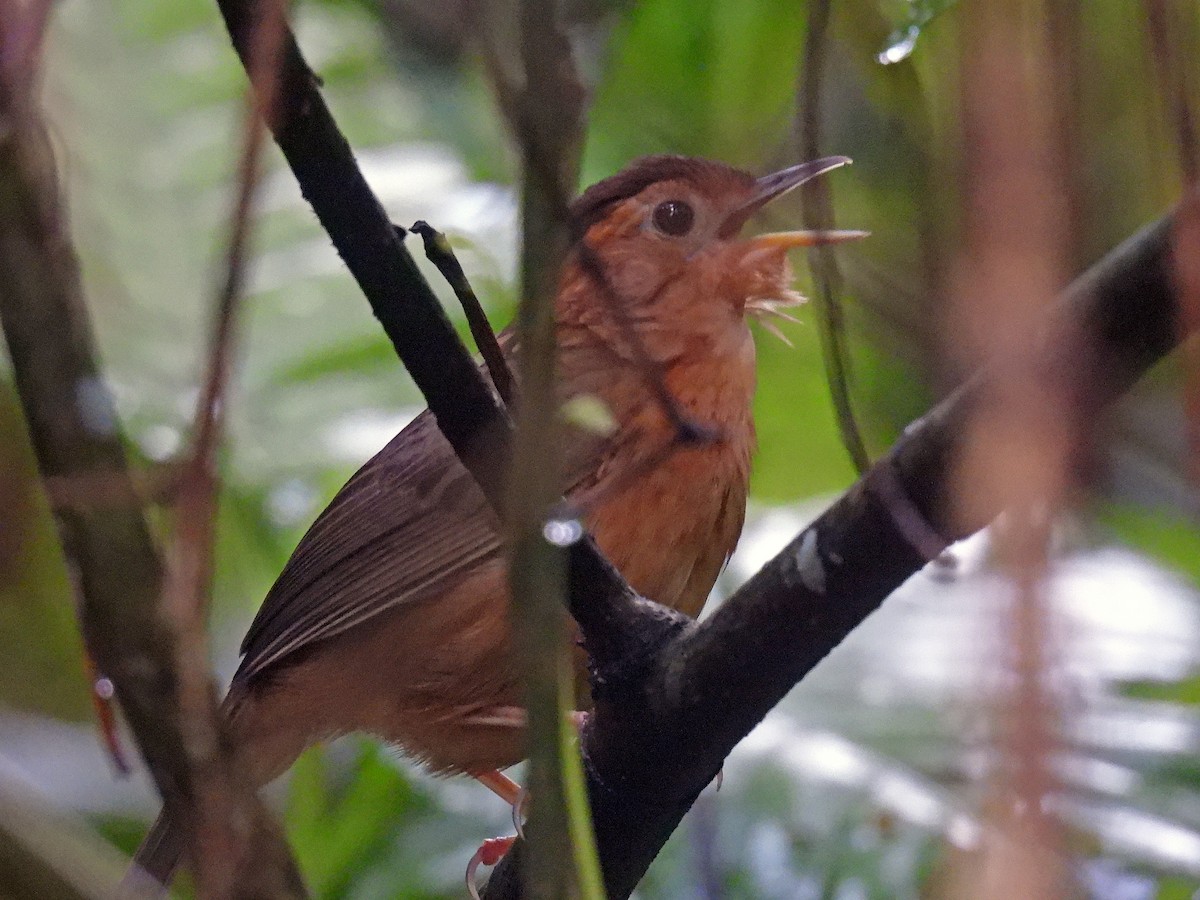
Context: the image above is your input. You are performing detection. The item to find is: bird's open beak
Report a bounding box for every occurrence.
[718,156,867,247]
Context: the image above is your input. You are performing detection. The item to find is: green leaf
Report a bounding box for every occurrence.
[1099,501,1200,589]
[1121,675,1200,705]
[750,304,860,502]
[0,388,90,720]
[583,0,808,176]
[286,743,432,897]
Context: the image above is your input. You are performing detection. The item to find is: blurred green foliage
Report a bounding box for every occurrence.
[0,387,88,721]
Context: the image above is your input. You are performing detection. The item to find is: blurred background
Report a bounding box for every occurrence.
[1,0,1199,897]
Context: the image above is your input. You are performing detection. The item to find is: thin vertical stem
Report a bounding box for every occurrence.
[955,2,1074,896]
[161,0,296,893]
[504,0,590,896]
[798,0,871,474]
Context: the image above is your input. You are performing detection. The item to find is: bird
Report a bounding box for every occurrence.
[127,153,861,889]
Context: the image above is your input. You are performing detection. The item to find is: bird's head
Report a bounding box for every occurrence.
[563,155,864,344]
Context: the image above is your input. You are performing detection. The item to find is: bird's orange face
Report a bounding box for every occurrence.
[571,157,863,342]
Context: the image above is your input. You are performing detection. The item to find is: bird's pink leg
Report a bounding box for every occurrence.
[465,710,591,895]
[474,770,523,808]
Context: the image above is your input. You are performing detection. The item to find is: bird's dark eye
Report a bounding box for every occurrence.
[652,200,695,237]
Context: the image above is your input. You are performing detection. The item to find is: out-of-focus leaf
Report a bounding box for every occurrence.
[1121,676,1200,705]
[1157,875,1200,899]
[0,388,89,721]
[269,336,400,388]
[286,744,432,897]
[583,0,808,176]
[750,304,859,502]
[1100,502,1200,588]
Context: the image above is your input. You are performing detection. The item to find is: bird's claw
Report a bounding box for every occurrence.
[512,786,529,837]
[466,835,516,900]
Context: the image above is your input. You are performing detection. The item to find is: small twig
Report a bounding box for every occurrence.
[564,430,700,519]
[43,462,186,513]
[0,0,54,92]
[82,654,130,776]
[797,0,871,474]
[409,220,516,406]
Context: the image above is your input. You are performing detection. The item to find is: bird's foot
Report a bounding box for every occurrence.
[466,712,589,894]
[467,835,515,900]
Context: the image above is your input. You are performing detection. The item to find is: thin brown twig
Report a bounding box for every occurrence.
[576,242,721,445]
[562,430,695,518]
[160,0,297,893]
[0,0,55,92]
[82,655,130,776]
[409,220,516,405]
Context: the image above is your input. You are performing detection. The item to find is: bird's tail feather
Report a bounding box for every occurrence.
[121,809,183,897]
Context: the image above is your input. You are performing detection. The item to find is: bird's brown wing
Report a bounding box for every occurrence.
[234,409,505,684]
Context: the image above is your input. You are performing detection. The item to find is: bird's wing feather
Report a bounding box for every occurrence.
[235,410,504,684]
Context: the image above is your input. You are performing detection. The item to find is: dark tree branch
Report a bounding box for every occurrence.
[483,214,1185,898]
[0,14,302,897]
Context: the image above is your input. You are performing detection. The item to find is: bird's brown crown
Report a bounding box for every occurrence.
[569,155,754,237]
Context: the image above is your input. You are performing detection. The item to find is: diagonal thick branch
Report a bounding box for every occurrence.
[483,211,1184,898]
